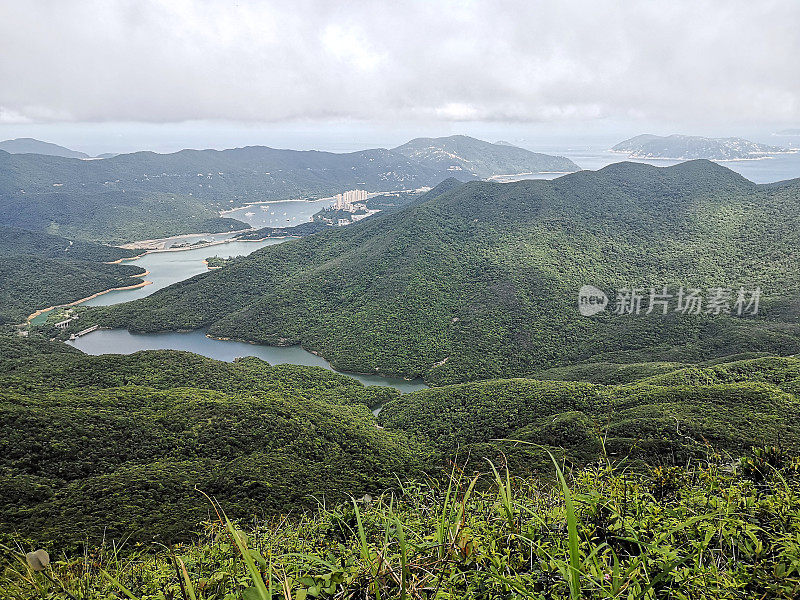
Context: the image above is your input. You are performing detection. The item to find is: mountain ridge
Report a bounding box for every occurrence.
[94,160,800,383]
[393,134,579,178]
[0,137,90,159]
[0,135,576,242]
[0,225,144,323]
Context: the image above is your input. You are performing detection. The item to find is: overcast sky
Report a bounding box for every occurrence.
[0,1,798,152]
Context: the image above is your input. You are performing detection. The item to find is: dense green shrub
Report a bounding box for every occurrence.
[3,453,800,599]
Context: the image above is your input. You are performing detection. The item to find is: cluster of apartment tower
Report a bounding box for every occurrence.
[332,189,368,211]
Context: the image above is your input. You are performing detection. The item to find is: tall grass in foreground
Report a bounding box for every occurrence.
[3,446,800,599]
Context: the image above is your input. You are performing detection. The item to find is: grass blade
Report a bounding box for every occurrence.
[100,569,140,600]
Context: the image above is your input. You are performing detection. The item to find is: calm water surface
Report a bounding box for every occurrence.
[67,329,427,393]
[225,198,334,229]
[527,143,800,184]
[83,239,283,306]
[51,235,426,392]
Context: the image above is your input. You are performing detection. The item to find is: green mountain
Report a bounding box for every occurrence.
[612,133,788,160]
[0,338,420,546]
[0,226,136,262]
[3,336,799,550]
[393,134,579,178]
[0,146,445,242]
[379,355,800,469]
[10,453,797,599]
[0,146,447,201]
[0,137,89,159]
[0,226,143,323]
[0,138,577,242]
[95,161,800,384]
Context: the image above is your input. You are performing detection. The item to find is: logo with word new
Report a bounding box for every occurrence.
[578,285,609,316]
[576,284,762,317]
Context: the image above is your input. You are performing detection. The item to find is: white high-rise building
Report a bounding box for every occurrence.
[333,189,368,211]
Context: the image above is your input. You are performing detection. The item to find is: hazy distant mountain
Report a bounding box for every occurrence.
[0,138,577,242]
[95,152,119,159]
[612,134,787,160]
[392,135,579,178]
[775,128,800,136]
[0,145,449,201]
[0,137,89,159]
[0,145,456,242]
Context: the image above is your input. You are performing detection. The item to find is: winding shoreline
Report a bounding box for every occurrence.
[109,232,277,262]
[27,233,286,325]
[203,332,422,382]
[105,252,148,264]
[26,272,153,324]
[118,229,253,252]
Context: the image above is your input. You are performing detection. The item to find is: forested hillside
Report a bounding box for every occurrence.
[3,337,800,552]
[95,161,800,383]
[0,226,136,262]
[0,147,439,241]
[7,454,799,599]
[0,146,444,202]
[379,355,800,469]
[0,339,423,547]
[0,137,576,242]
[0,226,145,323]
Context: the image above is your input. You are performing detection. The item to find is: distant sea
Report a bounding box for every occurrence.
[523,142,800,185]
[225,197,334,229]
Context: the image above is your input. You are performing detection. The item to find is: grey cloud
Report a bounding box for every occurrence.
[0,0,797,125]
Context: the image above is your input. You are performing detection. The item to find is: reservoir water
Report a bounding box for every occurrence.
[83,239,285,306]
[67,328,427,393]
[59,234,427,392]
